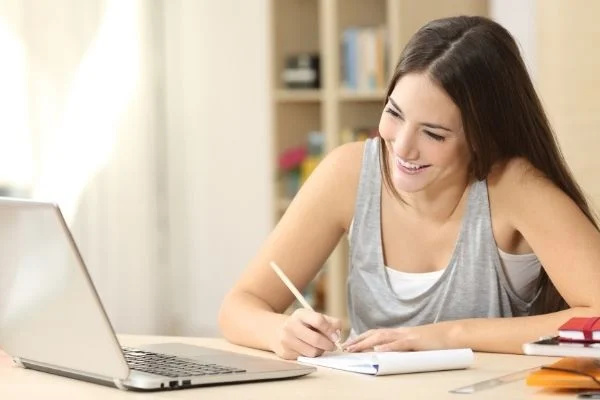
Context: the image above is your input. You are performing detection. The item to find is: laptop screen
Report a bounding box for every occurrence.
[0,199,129,379]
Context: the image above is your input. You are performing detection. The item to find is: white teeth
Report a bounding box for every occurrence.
[396,157,424,170]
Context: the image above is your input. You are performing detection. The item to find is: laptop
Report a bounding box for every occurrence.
[0,197,315,390]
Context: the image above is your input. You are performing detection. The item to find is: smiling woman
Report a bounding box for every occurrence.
[219,15,600,360]
[378,73,468,194]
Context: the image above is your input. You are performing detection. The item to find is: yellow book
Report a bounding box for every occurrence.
[527,357,600,389]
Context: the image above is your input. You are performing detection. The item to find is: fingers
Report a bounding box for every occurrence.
[343,329,391,352]
[322,314,343,342]
[343,329,415,352]
[323,315,344,351]
[276,309,342,358]
[278,333,325,359]
[372,338,413,352]
[297,309,342,345]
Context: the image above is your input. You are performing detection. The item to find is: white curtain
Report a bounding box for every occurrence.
[0,0,272,337]
[0,0,168,334]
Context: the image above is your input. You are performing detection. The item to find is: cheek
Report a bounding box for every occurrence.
[438,143,469,166]
[378,116,395,140]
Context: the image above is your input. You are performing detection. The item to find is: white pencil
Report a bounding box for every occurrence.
[269,260,343,351]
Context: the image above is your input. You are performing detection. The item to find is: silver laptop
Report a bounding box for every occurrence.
[0,197,315,390]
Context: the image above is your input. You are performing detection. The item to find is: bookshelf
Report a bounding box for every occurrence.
[270,0,488,330]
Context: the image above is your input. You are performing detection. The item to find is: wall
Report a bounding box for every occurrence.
[489,0,536,80]
[162,0,272,336]
[536,0,600,212]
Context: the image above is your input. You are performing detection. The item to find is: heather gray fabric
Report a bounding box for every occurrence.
[347,138,540,335]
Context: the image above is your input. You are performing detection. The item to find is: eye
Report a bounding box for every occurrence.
[425,131,445,142]
[384,107,403,119]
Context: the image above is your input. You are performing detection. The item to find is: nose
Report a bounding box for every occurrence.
[391,125,419,160]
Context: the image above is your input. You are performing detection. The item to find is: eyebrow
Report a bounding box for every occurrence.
[388,97,453,132]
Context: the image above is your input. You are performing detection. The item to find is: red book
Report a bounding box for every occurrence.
[559,317,600,342]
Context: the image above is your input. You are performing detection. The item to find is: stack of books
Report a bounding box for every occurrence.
[526,317,600,390]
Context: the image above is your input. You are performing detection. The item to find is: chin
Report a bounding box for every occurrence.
[391,174,429,193]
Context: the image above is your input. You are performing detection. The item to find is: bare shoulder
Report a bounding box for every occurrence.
[486,157,584,254]
[297,140,366,230]
[322,140,365,178]
[488,157,553,198]
[487,156,576,230]
[324,140,365,197]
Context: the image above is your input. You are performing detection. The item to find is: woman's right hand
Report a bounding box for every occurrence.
[272,308,343,360]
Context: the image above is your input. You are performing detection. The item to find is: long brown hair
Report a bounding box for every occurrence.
[380,16,598,314]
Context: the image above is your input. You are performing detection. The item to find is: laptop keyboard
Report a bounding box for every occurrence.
[122,347,246,378]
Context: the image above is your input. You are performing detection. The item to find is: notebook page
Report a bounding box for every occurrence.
[297,348,473,376]
[374,349,473,375]
[297,352,378,374]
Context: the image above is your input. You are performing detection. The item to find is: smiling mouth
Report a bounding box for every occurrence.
[395,157,431,172]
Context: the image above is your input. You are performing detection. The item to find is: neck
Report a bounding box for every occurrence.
[390,175,472,224]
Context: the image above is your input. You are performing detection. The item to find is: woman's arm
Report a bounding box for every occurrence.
[467,158,600,351]
[218,142,363,358]
[344,158,600,354]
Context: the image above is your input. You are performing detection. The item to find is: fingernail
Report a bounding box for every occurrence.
[373,345,382,352]
[330,332,340,342]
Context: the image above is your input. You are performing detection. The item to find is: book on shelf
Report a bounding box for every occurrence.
[341,26,387,92]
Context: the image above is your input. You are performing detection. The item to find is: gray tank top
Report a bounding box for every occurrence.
[347,138,540,335]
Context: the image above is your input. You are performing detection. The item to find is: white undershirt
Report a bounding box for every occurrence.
[348,253,541,341]
[385,248,541,301]
[347,220,542,302]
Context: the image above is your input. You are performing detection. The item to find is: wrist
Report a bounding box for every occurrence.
[446,319,468,348]
[267,314,288,354]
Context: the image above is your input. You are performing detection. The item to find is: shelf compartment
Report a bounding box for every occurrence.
[272,0,320,91]
[274,103,321,153]
[338,88,387,102]
[338,0,388,92]
[275,89,322,103]
[338,0,387,31]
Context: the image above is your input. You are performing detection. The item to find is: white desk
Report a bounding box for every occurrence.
[0,335,579,399]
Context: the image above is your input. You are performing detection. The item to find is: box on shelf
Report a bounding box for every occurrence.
[282,53,320,89]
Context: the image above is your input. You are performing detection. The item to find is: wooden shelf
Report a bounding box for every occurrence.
[275,89,322,103]
[338,88,387,102]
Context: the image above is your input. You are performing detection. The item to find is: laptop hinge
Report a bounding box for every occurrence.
[16,357,129,390]
[113,378,128,390]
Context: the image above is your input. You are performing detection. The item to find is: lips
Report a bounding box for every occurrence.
[395,157,430,171]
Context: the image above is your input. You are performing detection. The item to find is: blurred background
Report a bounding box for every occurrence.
[0,0,597,338]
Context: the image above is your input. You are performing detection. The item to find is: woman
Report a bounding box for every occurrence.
[218,16,600,360]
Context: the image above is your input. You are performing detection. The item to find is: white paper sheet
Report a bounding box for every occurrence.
[297,348,474,375]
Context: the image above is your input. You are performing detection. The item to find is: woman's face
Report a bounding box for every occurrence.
[379,72,470,194]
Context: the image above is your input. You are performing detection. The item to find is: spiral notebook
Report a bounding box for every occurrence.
[297,348,474,376]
